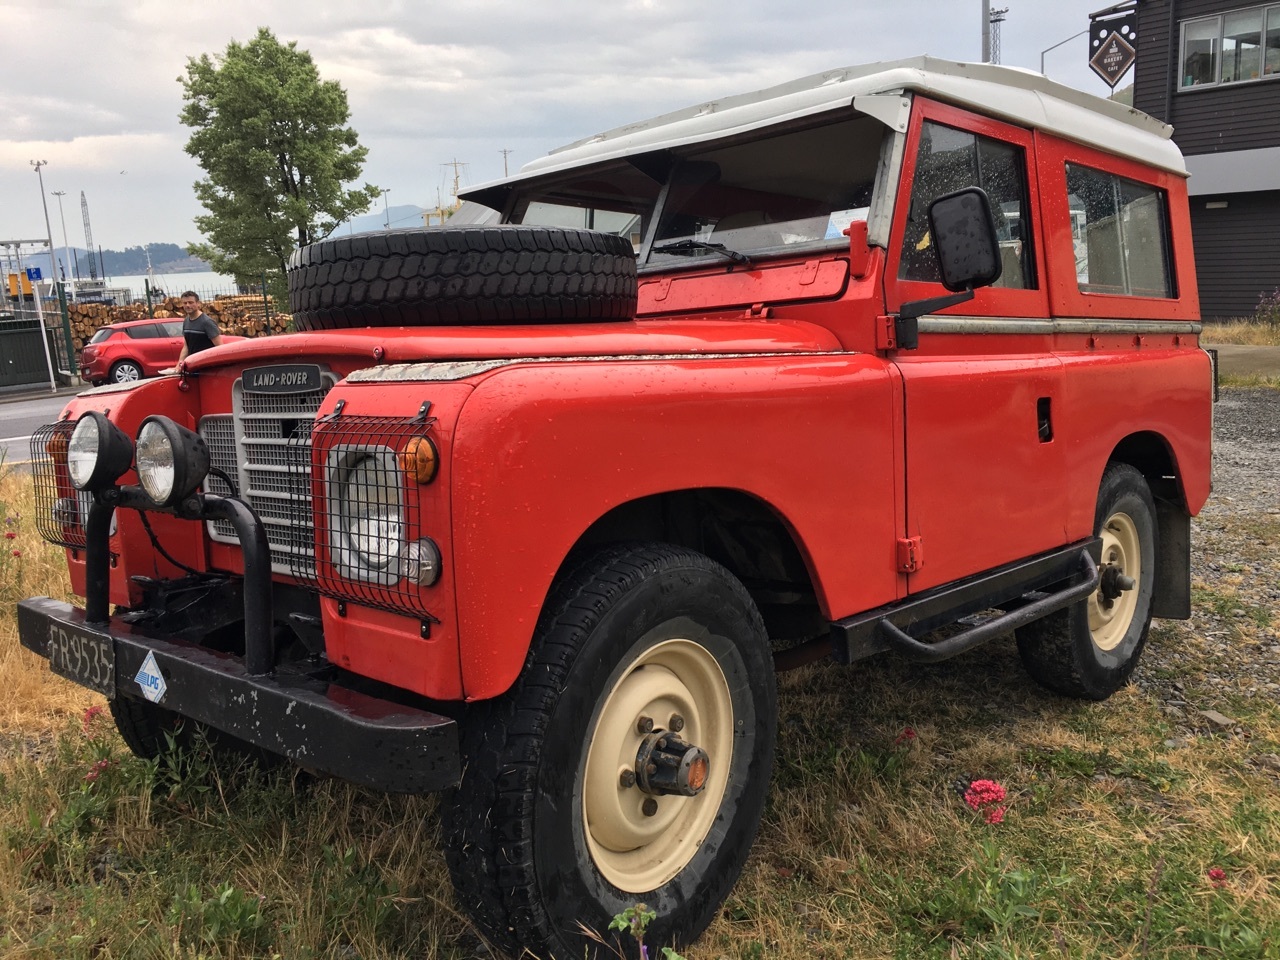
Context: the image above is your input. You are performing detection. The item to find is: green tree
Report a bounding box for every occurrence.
[179,27,380,289]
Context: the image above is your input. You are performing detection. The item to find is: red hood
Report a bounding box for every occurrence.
[182,319,844,373]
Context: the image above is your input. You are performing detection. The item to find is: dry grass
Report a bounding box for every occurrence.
[0,469,95,737]
[1201,319,1280,346]
[1,467,1278,958]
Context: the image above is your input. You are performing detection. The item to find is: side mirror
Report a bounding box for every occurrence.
[927,187,1002,293]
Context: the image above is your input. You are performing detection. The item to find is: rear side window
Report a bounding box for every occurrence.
[124,324,159,339]
[900,121,1036,289]
[88,328,116,344]
[1066,164,1174,298]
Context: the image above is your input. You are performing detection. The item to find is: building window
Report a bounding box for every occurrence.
[1066,164,1174,299]
[1181,4,1280,89]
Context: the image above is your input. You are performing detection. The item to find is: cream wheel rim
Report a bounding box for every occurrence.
[1089,510,1141,651]
[582,638,734,893]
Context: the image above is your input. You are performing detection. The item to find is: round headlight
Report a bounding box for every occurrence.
[335,452,404,576]
[66,411,133,491]
[135,416,210,506]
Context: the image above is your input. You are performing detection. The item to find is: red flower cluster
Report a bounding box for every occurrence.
[84,758,112,783]
[1208,867,1228,889]
[3,531,15,540]
[893,727,918,746]
[10,550,20,558]
[964,779,1007,825]
[82,704,106,735]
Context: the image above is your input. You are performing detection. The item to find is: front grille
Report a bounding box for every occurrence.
[198,373,334,574]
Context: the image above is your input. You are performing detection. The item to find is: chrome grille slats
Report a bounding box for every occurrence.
[199,371,335,574]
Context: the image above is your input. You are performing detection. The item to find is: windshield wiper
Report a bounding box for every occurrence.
[650,238,752,266]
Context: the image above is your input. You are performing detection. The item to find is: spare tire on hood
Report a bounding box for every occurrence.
[287,226,637,331]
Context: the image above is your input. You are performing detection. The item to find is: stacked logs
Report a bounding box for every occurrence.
[66,295,291,350]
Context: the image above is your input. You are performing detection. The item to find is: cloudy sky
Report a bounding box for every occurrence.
[0,0,1127,257]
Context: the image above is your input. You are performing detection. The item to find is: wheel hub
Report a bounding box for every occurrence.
[633,730,710,797]
[1098,564,1136,605]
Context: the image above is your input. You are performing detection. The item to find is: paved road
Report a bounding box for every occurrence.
[0,392,78,466]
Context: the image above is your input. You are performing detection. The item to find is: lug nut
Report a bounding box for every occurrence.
[646,762,657,776]
[642,798,658,817]
[669,714,685,732]
[619,770,637,789]
[636,716,654,734]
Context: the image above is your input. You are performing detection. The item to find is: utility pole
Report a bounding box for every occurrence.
[381,188,391,228]
[500,148,514,178]
[982,0,991,62]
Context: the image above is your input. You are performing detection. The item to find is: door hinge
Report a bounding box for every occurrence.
[897,536,924,573]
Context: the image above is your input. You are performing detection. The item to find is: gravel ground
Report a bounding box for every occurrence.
[1134,387,1280,743]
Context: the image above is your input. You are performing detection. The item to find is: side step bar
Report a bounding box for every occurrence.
[876,552,1098,663]
[818,539,1103,667]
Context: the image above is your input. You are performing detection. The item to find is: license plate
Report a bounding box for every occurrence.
[47,622,116,698]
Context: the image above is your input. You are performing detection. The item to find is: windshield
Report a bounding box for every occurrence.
[510,112,887,270]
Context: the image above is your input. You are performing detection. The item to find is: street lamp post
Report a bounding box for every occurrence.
[51,190,75,289]
[31,160,77,375]
[1041,28,1090,75]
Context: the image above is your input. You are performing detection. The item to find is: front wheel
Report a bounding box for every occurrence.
[1016,463,1157,700]
[443,543,777,959]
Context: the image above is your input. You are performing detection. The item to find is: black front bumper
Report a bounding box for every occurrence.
[18,596,460,793]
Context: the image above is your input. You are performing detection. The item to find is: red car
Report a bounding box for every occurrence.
[79,317,241,385]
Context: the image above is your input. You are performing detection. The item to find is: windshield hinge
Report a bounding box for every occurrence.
[746,303,771,318]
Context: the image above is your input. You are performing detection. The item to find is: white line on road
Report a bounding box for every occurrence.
[0,435,33,445]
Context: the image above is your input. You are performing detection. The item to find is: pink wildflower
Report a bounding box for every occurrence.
[893,727,918,746]
[3,532,14,540]
[10,550,20,558]
[84,758,111,783]
[984,806,1006,825]
[1208,867,1228,888]
[964,779,1007,810]
[82,704,106,735]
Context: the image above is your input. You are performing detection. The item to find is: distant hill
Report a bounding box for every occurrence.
[31,243,212,280]
[330,203,431,237]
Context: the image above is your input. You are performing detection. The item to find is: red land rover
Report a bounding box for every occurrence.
[20,58,1213,958]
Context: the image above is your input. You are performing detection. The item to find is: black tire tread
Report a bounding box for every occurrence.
[1016,463,1157,700]
[287,226,638,331]
[442,543,766,959]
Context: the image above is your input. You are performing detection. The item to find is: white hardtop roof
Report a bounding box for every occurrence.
[463,56,1183,203]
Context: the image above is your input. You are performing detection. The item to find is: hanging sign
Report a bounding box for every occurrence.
[1089,5,1138,88]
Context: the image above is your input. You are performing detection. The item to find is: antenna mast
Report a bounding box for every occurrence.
[989,7,1010,64]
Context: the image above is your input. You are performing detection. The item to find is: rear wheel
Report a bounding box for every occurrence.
[1016,463,1157,700]
[443,543,776,959]
[109,360,142,384]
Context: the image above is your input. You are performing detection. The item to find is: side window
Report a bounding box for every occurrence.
[124,325,158,339]
[163,321,185,337]
[1065,164,1174,298]
[900,121,1035,289]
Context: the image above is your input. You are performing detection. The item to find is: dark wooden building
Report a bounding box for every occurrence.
[1133,0,1280,318]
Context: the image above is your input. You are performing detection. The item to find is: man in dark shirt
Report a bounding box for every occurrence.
[176,291,223,363]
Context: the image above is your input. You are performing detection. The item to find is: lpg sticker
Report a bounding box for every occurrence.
[134,652,168,703]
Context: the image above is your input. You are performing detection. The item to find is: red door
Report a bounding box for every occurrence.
[884,99,1067,592]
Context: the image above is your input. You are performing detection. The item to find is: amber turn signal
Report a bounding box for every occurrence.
[398,436,439,484]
